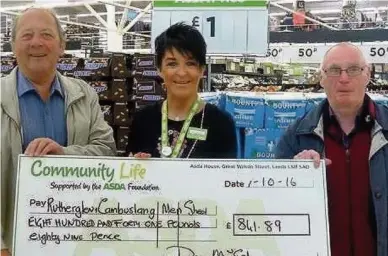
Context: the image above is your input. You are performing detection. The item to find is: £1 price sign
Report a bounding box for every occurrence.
[151,0,269,55]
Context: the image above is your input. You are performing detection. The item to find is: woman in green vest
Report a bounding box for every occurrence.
[127,22,237,159]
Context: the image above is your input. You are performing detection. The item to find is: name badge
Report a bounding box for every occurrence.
[187,127,208,141]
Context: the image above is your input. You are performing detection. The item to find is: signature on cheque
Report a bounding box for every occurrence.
[165,245,250,256]
[165,245,198,256]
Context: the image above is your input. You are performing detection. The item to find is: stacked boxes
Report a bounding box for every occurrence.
[225,92,265,128]
[222,92,308,159]
[0,56,16,77]
[57,56,116,127]
[224,92,266,158]
[199,92,226,109]
[56,57,78,75]
[57,54,132,155]
[110,55,131,155]
[200,91,388,159]
[56,57,111,78]
[201,92,242,157]
[248,93,306,159]
[133,79,165,109]
[222,92,261,158]
[111,53,130,78]
[113,102,130,126]
[244,128,284,159]
[116,127,129,153]
[89,81,111,101]
[111,79,129,102]
[264,93,307,129]
[75,57,111,78]
[131,54,165,109]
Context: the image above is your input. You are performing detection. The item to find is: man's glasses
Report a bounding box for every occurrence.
[323,66,366,77]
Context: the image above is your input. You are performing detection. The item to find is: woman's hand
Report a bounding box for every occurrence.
[128,152,151,159]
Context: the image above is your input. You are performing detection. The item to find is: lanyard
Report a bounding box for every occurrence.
[161,98,201,158]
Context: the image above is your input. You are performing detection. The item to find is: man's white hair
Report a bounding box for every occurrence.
[319,42,370,72]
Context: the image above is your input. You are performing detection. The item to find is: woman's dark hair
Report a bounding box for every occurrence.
[154,22,207,69]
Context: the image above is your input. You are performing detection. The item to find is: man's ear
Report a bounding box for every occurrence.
[364,69,371,90]
[318,70,325,88]
[365,65,372,82]
[11,41,15,54]
[59,40,65,56]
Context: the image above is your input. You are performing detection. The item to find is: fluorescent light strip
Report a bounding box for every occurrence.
[57,11,151,20]
[67,11,124,18]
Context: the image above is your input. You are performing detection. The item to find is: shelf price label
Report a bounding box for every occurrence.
[151,0,269,55]
[369,47,387,57]
[364,44,388,63]
[298,47,317,58]
[259,47,283,62]
[267,48,282,58]
[281,45,329,63]
[260,43,388,64]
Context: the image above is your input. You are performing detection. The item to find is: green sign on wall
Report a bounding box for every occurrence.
[153,0,268,8]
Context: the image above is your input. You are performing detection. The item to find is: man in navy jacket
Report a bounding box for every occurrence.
[276,42,388,256]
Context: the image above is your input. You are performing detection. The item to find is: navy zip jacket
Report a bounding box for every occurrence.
[275,98,388,256]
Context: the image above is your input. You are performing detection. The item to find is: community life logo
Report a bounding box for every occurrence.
[30,159,147,191]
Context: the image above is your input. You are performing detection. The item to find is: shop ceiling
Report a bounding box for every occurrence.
[0,0,387,26]
[270,0,388,21]
[0,1,151,25]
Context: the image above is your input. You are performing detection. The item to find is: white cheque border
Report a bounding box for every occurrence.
[12,154,331,256]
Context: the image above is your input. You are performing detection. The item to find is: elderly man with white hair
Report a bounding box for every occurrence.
[1,7,116,255]
[276,42,388,256]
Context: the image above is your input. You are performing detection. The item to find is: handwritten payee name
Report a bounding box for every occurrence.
[29,198,212,218]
